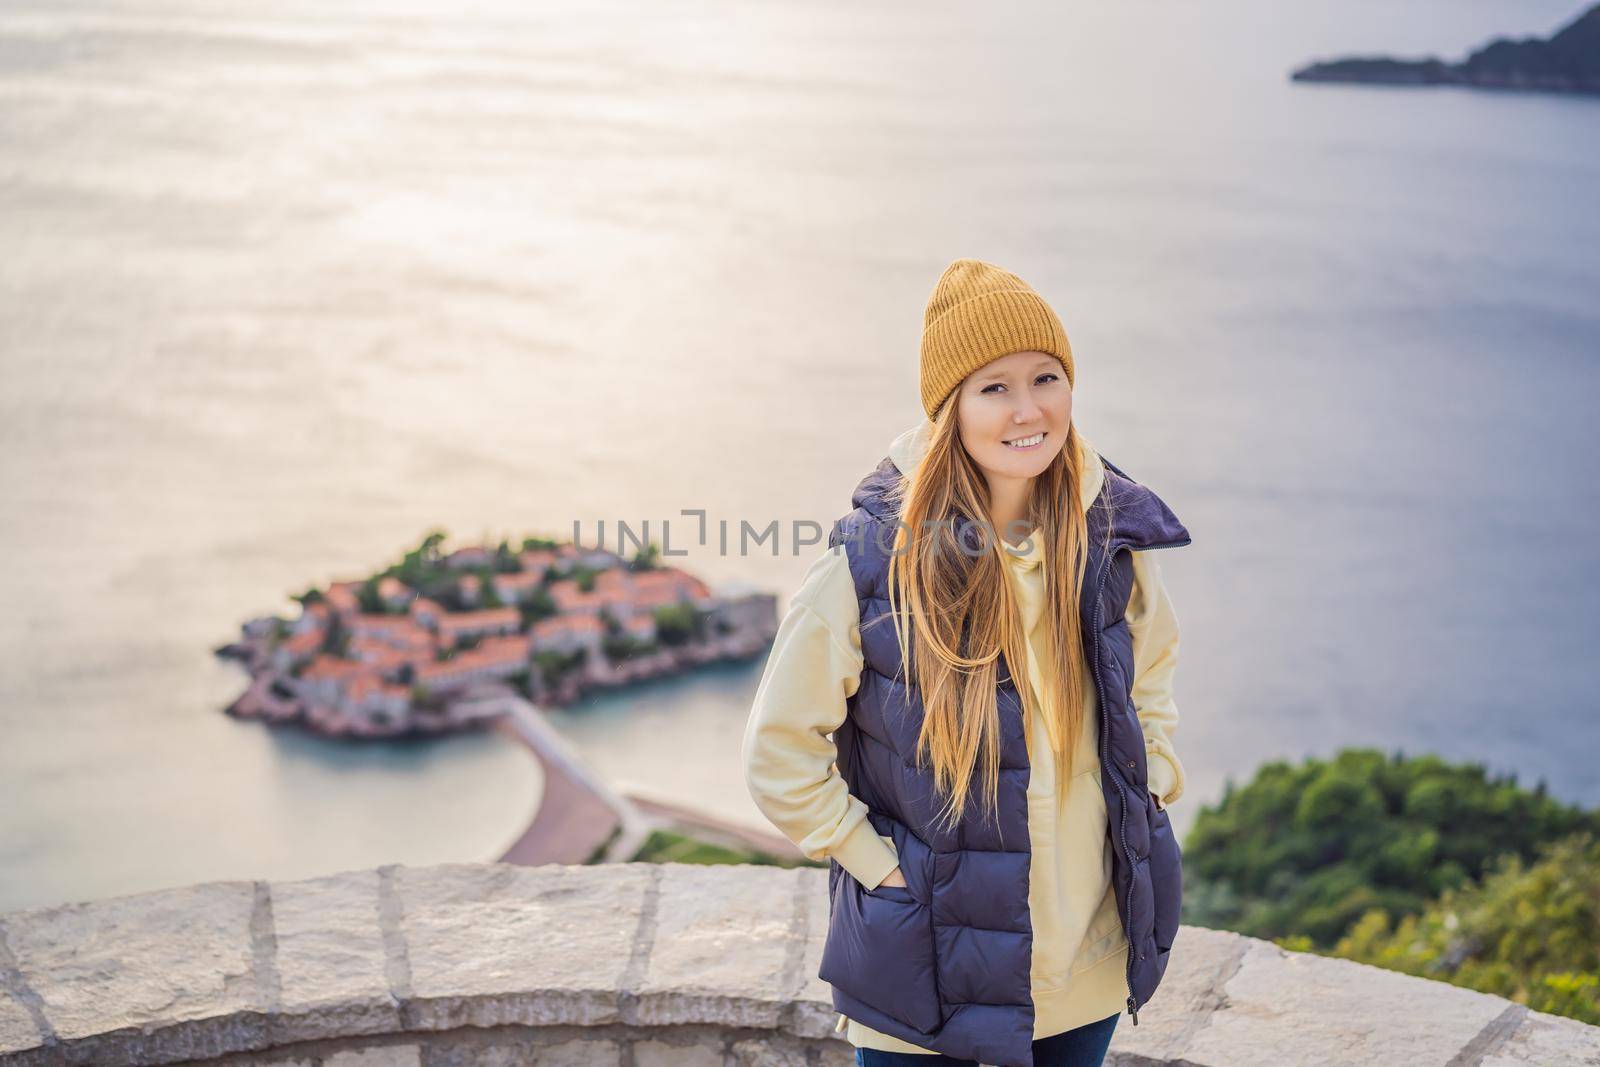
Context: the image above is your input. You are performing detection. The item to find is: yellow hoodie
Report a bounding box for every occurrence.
[741,419,1186,1052]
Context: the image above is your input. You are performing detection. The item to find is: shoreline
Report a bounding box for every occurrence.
[479,693,804,868]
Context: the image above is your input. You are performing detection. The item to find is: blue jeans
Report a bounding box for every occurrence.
[852,1012,1120,1067]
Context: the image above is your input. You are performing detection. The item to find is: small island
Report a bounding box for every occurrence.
[216,532,778,739]
[1291,2,1600,96]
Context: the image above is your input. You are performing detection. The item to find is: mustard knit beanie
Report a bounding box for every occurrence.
[919,258,1075,420]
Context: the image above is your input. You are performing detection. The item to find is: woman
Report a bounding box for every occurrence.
[742,259,1191,1067]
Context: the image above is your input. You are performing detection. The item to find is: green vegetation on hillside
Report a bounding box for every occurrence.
[630,828,809,868]
[1326,832,1599,1023]
[1184,748,1599,1024]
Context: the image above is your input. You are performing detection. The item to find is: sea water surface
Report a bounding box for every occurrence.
[1,0,1597,911]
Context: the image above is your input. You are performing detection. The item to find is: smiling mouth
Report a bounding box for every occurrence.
[1003,432,1046,450]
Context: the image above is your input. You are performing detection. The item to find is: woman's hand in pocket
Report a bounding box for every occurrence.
[878,866,907,889]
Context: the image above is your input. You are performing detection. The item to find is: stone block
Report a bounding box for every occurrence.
[730,1036,811,1067]
[1106,925,1246,1064]
[1481,1006,1600,1065]
[324,1046,422,1067]
[396,863,650,1031]
[632,864,804,1028]
[272,868,400,1044]
[631,1038,724,1067]
[1177,938,1513,1067]
[536,1038,622,1065]
[2,879,264,1065]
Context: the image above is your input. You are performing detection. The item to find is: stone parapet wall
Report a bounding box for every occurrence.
[1,863,1595,1066]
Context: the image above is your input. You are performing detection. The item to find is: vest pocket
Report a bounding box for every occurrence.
[864,882,916,904]
[1147,804,1183,952]
[819,868,943,1034]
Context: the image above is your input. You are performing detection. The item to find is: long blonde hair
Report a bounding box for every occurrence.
[881,405,1095,837]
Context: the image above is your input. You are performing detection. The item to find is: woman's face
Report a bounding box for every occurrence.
[954,349,1072,480]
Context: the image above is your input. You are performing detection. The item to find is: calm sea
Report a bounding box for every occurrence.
[2,0,1596,912]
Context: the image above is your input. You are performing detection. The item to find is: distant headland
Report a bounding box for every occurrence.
[215,531,778,739]
[1291,2,1600,96]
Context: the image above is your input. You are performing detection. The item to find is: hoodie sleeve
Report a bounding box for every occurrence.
[1127,549,1186,810]
[741,543,902,889]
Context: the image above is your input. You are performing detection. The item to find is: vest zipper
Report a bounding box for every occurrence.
[1091,534,1188,1028]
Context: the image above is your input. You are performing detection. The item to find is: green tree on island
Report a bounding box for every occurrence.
[492,538,524,573]
[653,602,705,646]
[475,565,504,608]
[518,587,558,627]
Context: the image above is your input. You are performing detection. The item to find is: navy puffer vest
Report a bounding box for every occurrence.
[818,451,1192,1067]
